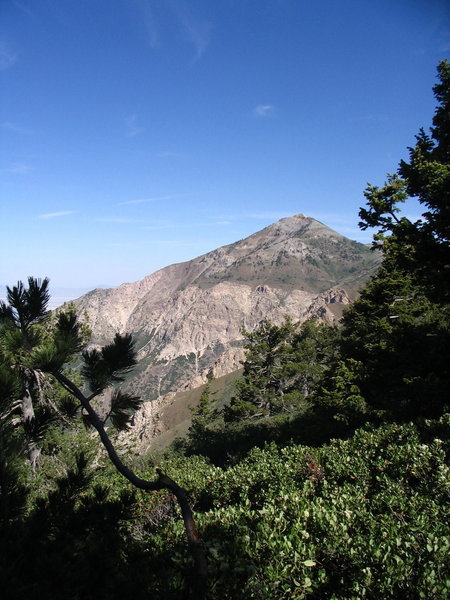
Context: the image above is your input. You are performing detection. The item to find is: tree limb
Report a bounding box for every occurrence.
[53,370,207,598]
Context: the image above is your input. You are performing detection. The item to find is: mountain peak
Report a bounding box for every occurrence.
[73,214,380,409]
[188,213,373,292]
[239,214,344,247]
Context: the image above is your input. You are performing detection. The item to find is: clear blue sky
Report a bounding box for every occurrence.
[1,0,449,296]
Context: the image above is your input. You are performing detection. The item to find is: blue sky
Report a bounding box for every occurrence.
[1,0,449,298]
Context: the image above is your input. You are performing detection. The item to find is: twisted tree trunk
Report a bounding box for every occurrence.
[53,371,207,599]
[20,375,41,471]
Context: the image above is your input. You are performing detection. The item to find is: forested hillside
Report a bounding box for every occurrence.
[0,61,449,599]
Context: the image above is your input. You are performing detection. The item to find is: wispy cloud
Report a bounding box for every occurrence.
[119,194,180,206]
[137,0,159,48]
[169,0,212,59]
[0,42,17,71]
[95,217,144,223]
[157,150,185,158]
[144,239,199,248]
[37,211,75,219]
[312,212,356,225]
[248,211,290,220]
[125,114,144,137]
[253,104,274,118]
[1,121,33,135]
[135,0,211,59]
[2,162,32,175]
[209,212,288,223]
[142,221,175,230]
[348,114,389,123]
[13,2,34,17]
[143,220,231,230]
[107,239,198,249]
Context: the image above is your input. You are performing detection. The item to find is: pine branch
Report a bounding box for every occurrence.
[82,333,137,397]
[52,370,207,597]
[105,389,142,430]
[6,277,50,331]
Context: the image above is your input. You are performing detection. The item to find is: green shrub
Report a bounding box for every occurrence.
[140,416,450,599]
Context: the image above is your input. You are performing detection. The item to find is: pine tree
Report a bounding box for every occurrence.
[225,318,339,421]
[0,277,54,468]
[359,59,450,303]
[328,61,450,421]
[187,370,217,450]
[0,278,207,597]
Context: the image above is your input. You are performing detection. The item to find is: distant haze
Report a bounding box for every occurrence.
[0,285,99,310]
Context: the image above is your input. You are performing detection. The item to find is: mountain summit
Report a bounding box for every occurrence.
[73,214,379,403]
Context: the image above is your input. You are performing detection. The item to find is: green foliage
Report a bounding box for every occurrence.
[0,415,27,528]
[359,174,408,238]
[225,318,339,422]
[319,358,369,425]
[359,59,450,303]
[5,409,449,599]
[324,61,450,423]
[24,423,101,504]
[82,333,136,396]
[224,319,290,420]
[0,452,154,600]
[107,389,142,430]
[0,277,50,332]
[0,276,141,474]
[1,278,204,597]
[186,372,218,451]
[335,267,450,420]
[133,417,450,599]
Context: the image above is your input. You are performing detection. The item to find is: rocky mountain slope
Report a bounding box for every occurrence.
[73,214,380,406]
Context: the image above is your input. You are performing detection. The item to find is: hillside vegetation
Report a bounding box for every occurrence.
[0,61,449,599]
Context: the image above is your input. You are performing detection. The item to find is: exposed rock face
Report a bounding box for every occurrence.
[73,214,379,407]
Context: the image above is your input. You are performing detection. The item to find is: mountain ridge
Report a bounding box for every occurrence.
[72,214,380,411]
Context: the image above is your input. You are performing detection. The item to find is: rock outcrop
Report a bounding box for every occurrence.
[72,214,379,442]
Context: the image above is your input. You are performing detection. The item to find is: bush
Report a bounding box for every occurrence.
[143,416,450,599]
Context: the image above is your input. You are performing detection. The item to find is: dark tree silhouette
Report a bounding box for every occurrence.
[0,278,207,598]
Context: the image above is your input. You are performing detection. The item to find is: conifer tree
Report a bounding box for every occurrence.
[329,60,450,421]
[187,370,217,448]
[359,59,450,302]
[0,278,207,598]
[0,277,54,469]
[225,318,339,421]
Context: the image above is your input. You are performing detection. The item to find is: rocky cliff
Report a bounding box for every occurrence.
[73,214,379,405]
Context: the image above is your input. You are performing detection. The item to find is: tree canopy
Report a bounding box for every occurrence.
[330,59,450,421]
[0,278,207,598]
[359,59,450,303]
